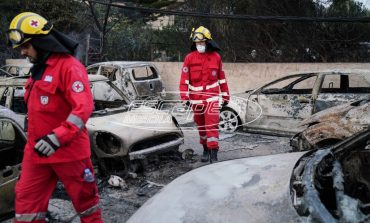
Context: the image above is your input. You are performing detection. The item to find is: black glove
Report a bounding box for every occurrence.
[222,100,229,107]
[184,101,191,107]
[34,134,60,157]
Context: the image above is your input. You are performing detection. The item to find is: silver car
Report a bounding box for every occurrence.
[128,129,370,223]
[86,61,166,102]
[222,70,370,135]
[0,75,183,176]
[0,109,26,219]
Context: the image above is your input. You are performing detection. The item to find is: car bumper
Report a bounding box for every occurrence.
[129,137,184,160]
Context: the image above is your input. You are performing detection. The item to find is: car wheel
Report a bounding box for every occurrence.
[219,108,240,133]
[91,152,129,178]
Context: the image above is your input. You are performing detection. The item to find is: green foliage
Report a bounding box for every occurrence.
[1,0,370,63]
[20,0,91,33]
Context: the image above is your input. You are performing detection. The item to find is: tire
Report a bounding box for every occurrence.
[219,108,241,133]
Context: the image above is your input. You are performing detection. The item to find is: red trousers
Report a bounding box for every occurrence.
[15,158,103,223]
[192,101,220,149]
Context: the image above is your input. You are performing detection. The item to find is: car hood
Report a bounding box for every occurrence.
[87,106,181,138]
[302,100,370,127]
[233,91,252,98]
[128,152,305,223]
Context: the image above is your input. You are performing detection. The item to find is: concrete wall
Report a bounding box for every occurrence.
[153,62,370,95]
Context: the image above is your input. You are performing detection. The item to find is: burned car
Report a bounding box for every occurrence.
[0,108,26,219]
[222,70,370,134]
[86,61,166,102]
[128,129,370,223]
[0,64,32,77]
[0,75,183,176]
[291,99,370,151]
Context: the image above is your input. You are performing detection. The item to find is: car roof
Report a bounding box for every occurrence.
[87,61,155,69]
[283,69,370,77]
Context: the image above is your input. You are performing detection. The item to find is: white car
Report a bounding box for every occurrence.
[128,129,370,223]
[221,70,370,135]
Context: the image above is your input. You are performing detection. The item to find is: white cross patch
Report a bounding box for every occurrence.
[212,70,217,76]
[30,19,39,28]
[40,96,49,105]
[72,81,84,93]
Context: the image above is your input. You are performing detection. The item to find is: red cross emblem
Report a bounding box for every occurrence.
[72,81,84,93]
[30,20,39,27]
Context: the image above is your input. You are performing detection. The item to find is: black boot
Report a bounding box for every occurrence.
[201,145,209,162]
[210,149,218,163]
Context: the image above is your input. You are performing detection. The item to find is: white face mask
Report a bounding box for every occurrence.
[196,45,206,53]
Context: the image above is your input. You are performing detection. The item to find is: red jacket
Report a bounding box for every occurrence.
[179,51,229,104]
[24,53,94,163]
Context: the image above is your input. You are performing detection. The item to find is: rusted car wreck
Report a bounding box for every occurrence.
[291,98,370,151]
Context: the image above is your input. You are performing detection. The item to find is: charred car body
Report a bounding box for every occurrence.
[0,75,183,176]
[222,70,370,135]
[128,129,370,223]
[0,108,26,219]
[0,64,32,77]
[291,99,370,151]
[86,61,166,102]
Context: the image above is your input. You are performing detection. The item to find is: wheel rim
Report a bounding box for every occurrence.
[219,110,239,132]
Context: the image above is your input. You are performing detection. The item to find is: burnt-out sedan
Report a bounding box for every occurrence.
[222,70,370,134]
[0,109,26,219]
[86,61,166,102]
[128,129,370,223]
[0,75,183,176]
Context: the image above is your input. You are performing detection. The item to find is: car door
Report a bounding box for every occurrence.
[114,67,137,101]
[314,73,370,113]
[0,118,26,217]
[130,65,163,98]
[245,74,318,135]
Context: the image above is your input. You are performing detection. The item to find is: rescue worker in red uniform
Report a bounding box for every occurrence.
[6,12,103,222]
[179,26,230,163]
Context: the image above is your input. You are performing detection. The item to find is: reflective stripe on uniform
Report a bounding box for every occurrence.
[219,79,227,84]
[79,203,100,217]
[15,212,46,222]
[190,100,203,104]
[200,135,207,140]
[205,82,219,90]
[207,137,218,142]
[185,80,189,84]
[206,96,219,102]
[67,114,84,130]
[220,92,229,96]
[189,85,203,91]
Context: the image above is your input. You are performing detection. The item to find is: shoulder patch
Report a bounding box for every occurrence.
[72,81,84,93]
[182,66,189,73]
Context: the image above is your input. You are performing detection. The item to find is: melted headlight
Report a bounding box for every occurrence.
[94,131,122,155]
